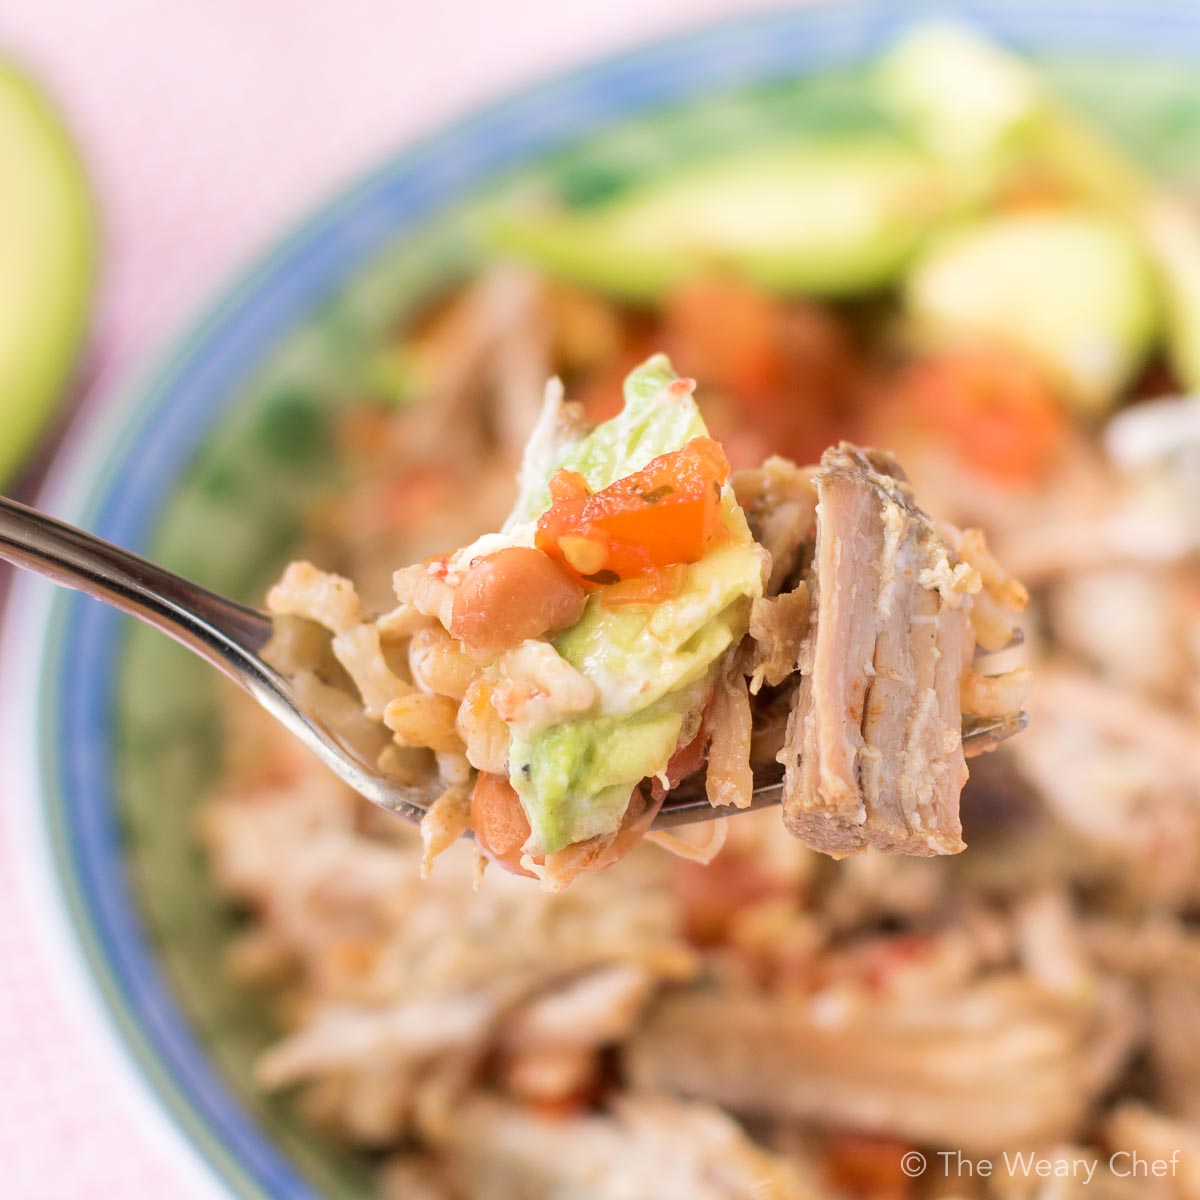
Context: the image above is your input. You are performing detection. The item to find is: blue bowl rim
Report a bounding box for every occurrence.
[5,2,1200,1196]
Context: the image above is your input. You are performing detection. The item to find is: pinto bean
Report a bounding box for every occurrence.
[450,547,587,655]
[470,772,532,869]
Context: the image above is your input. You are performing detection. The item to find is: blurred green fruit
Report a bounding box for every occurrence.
[491,138,966,300]
[0,61,94,486]
[906,211,1158,416]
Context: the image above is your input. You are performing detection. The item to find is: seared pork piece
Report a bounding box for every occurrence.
[1011,666,1200,907]
[748,586,810,692]
[1083,917,1200,1121]
[732,457,818,595]
[626,976,1137,1152]
[782,444,1025,857]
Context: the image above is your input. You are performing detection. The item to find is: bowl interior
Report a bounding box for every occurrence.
[39,9,1200,1199]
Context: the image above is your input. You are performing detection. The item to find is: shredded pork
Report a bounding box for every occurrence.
[781,444,1026,857]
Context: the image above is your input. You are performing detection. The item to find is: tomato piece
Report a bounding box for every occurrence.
[547,468,591,505]
[664,278,784,398]
[536,437,730,588]
[650,707,711,802]
[600,563,689,609]
[822,1130,916,1200]
[672,852,786,947]
[886,349,1067,485]
[664,281,862,468]
[857,934,936,993]
[525,1086,599,1119]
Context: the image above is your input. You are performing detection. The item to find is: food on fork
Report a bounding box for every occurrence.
[265,355,1028,887]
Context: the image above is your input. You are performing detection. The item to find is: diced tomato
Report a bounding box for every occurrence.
[523,1083,600,1119]
[536,437,731,589]
[822,1130,916,1200]
[650,709,711,802]
[886,348,1067,485]
[546,468,591,507]
[857,934,936,993]
[672,853,788,947]
[664,278,785,398]
[664,281,862,466]
[600,564,689,609]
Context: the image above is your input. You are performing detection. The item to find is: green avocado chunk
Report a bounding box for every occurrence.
[0,62,94,485]
[879,23,1200,394]
[905,211,1158,415]
[876,23,1044,166]
[506,356,763,857]
[875,24,1146,207]
[491,139,964,301]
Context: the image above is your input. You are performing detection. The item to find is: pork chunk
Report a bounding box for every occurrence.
[782,444,1009,857]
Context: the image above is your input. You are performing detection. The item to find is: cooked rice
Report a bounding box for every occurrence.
[333,624,412,720]
[267,561,364,633]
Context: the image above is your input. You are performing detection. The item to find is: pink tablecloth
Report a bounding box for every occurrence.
[0,3,742,1195]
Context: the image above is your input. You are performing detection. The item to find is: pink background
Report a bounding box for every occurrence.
[0,2,762,1196]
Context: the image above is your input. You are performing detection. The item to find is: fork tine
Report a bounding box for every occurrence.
[652,777,783,829]
[961,710,1029,758]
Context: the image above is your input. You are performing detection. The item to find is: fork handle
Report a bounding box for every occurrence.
[0,494,274,661]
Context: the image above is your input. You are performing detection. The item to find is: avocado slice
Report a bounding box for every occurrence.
[875,24,1145,209]
[878,24,1200,392]
[876,23,1043,166]
[0,62,94,485]
[491,139,964,301]
[905,211,1158,415]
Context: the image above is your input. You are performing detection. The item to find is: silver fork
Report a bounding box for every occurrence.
[0,494,1026,830]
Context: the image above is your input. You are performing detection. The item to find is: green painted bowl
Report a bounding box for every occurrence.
[5,4,1200,1196]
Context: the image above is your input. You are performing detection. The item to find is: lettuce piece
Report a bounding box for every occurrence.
[510,354,703,523]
